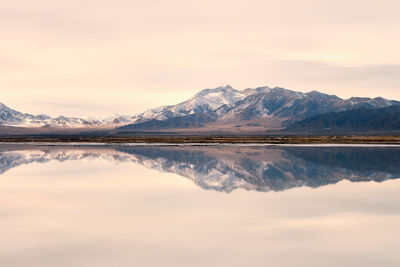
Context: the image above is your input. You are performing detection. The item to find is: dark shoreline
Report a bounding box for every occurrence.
[0,136,400,144]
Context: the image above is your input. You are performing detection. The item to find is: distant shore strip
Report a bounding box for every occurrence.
[0,136,399,145]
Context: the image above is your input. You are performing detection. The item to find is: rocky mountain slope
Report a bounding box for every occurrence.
[286,104,400,133]
[119,85,399,131]
[1,85,399,132]
[0,102,133,128]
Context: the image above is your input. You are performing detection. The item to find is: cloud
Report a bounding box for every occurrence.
[270,60,400,85]
[0,0,399,115]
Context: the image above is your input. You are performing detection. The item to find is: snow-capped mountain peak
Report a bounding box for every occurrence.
[131,85,250,124]
[1,84,399,131]
[0,102,135,128]
[120,85,400,131]
[182,85,245,110]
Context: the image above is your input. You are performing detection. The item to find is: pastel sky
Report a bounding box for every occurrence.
[1,0,400,117]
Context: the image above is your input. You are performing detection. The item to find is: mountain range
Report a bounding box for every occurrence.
[1,85,399,135]
[286,104,400,133]
[0,102,133,128]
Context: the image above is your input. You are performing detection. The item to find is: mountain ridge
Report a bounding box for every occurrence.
[286,104,400,133]
[0,102,134,128]
[1,85,399,134]
[119,85,399,132]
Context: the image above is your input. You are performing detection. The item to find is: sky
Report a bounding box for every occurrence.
[1,0,400,117]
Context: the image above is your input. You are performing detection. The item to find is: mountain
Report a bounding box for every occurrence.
[0,102,133,128]
[286,104,400,133]
[1,145,399,193]
[1,85,399,133]
[118,86,399,132]
[123,85,247,129]
[0,102,50,126]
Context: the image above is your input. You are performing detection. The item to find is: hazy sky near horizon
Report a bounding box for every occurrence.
[1,0,400,117]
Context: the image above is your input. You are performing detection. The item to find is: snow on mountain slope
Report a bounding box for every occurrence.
[1,84,399,130]
[0,102,42,126]
[220,88,399,124]
[121,85,400,130]
[131,85,249,123]
[220,87,301,121]
[0,102,134,128]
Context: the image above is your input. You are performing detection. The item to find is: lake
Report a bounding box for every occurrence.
[0,144,399,267]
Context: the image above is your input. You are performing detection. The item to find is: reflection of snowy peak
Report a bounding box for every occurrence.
[114,146,400,192]
[1,145,400,193]
[127,151,268,192]
[0,149,127,175]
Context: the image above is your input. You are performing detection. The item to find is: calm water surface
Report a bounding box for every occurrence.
[0,144,399,267]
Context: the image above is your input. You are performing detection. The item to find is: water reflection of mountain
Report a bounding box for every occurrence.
[1,144,400,193]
